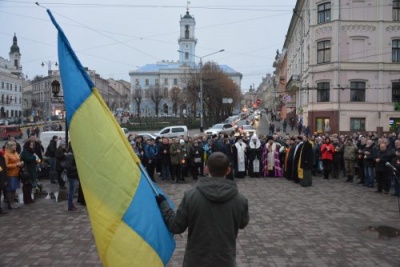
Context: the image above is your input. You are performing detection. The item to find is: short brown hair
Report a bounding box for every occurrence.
[207,152,230,177]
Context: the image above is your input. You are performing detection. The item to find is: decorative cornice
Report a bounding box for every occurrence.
[341,24,376,32]
[386,25,400,32]
[315,25,332,35]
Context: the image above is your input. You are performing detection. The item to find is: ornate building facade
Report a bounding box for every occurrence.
[128,10,242,118]
[275,0,400,134]
[0,34,23,118]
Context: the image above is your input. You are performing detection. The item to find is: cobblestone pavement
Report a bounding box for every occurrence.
[1,175,400,267]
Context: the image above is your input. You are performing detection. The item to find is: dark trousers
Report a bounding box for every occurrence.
[22,183,33,204]
[146,160,156,182]
[171,164,182,182]
[322,159,332,179]
[376,170,390,192]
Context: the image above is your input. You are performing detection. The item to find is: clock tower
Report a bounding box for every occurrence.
[9,33,22,76]
[178,9,197,66]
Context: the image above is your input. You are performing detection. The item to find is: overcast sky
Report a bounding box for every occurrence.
[0,0,296,91]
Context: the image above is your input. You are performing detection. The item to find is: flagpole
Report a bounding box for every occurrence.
[138,163,159,195]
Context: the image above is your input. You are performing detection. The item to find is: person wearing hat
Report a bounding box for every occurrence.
[247,134,262,177]
[262,136,283,177]
[155,152,249,267]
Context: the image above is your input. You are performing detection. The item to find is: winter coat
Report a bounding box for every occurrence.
[64,153,79,180]
[321,143,335,160]
[20,149,38,183]
[169,143,183,165]
[0,155,6,189]
[374,148,394,172]
[158,177,249,267]
[158,143,171,165]
[343,143,358,161]
[363,145,376,167]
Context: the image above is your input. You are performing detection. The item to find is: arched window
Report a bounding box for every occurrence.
[185,25,189,39]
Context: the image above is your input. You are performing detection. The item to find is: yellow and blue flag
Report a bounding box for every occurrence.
[47,10,175,266]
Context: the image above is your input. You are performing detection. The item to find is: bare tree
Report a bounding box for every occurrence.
[186,62,241,124]
[170,87,181,116]
[133,87,142,119]
[150,85,163,116]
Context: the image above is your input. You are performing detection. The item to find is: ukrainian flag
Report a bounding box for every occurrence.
[47,10,175,266]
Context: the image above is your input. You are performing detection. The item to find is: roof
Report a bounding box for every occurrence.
[135,63,240,75]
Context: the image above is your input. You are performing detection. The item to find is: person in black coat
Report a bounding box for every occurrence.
[247,134,262,177]
[374,143,394,194]
[299,135,314,187]
[55,140,68,189]
[0,154,7,214]
[65,151,79,211]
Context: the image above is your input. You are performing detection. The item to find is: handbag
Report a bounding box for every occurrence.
[61,170,68,182]
[19,167,30,183]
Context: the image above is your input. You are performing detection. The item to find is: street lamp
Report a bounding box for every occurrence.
[51,80,68,148]
[177,49,224,132]
[41,60,58,75]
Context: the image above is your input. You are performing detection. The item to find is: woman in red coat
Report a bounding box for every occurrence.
[320,137,335,179]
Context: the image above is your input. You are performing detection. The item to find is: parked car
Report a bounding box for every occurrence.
[204,123,236,136]
[0,125,23,140]
[43,123,60,132]
[154,125,188,138]
[223,115,240,124]
[240,125,256,137]
[136,132,157,141]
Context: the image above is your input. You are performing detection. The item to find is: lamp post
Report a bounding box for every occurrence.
[177,49,224,132]
[41,60,58,75]
[51,80,68,148]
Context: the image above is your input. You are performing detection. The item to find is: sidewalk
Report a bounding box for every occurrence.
[1,176,399,266]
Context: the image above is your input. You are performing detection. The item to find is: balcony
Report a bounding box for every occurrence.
[286,75,301,92]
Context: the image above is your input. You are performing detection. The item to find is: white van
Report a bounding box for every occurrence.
[40,131,66,150]
[154,125,188,138]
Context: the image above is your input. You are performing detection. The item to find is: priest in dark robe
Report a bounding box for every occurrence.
[292,136,304,183]
[299,135,314,187]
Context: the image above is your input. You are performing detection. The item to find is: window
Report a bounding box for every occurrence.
[394,0,400,21]
[317,82,330,102]
[185,25,189,39]
[393,82,400,102]
[145,79,149,86]
[164,78,168,85]
[155,79,159,85]
[393,39,400,62]
[173,78,178,85]
[350,81,366,102]
[318,2,331,24]
[350,118,366,131]
[135,79,139,86]
[317,40,331,63]
[1,82,3,89]
[163,88,168,98]
[185,52,189,60]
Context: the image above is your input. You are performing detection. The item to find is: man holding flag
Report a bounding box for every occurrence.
[156,152,249,267]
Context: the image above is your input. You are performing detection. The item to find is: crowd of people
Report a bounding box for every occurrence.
[127,129,400,196]
[0,132,84,214]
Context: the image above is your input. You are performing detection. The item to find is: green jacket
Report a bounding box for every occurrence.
[159,177,249,267]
